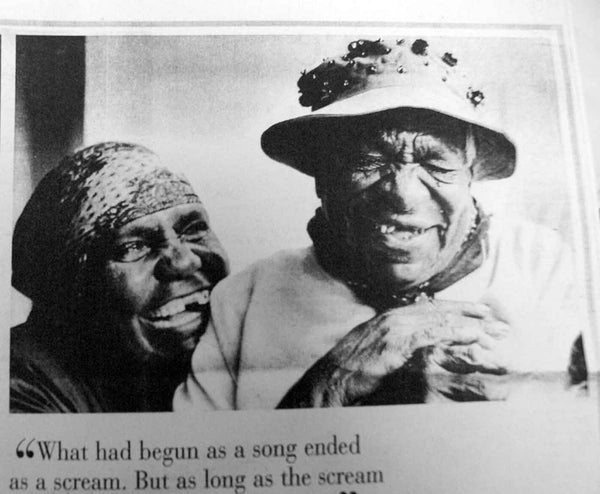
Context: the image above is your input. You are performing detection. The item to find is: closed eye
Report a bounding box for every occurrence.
[353,155,387,173]
[421,162,460,183]
[422,162,454,173]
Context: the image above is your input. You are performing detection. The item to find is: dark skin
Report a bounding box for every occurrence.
[279,114,515,407]
[104,203,229,362]
[50,202,230,412]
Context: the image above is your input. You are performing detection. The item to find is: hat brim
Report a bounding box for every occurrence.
[261,86,516,181]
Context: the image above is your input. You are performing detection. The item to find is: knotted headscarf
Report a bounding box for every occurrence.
[13,142,200,305]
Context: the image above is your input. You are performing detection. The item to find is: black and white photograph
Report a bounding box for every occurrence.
[9,31,598,412]
[2,2,600,492]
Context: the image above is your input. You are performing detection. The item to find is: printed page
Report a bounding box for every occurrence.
[1,1,599,493]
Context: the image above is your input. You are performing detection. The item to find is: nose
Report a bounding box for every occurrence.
[154,238,203,281]
[377,163,431,210]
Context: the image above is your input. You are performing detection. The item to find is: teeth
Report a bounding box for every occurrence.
[376,224,426,236]
[195,290,210,305]
[378,224,396,234]
[395,231,418,241]
[148,289,210,319]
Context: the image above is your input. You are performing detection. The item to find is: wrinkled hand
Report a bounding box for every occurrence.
[419,326,516,402]
[278,298,512,408]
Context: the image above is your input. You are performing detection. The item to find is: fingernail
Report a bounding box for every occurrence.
[486,324,510,337]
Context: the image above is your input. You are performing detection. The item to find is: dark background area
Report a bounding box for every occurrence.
[14,36,85,207]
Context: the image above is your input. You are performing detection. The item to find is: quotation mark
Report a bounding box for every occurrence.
[340,491,357,494]
[16,438,35,458]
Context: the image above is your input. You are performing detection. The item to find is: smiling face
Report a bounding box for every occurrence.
[317,112,476,291]
[102,203,228,360]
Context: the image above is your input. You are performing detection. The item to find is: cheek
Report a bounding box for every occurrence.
[190,237,230,282]
[434,186,475,251]
[430,180,472,218]
[206,237,228,264]
[104,263,155,315]
[322,175,359,216]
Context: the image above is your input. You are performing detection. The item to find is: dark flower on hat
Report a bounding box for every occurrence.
[442,52,458,67]
[411,39,429,55]
[467,88,485,107]
[345,39,390,59]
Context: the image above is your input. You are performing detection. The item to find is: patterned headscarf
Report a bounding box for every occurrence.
[13,142,200,304]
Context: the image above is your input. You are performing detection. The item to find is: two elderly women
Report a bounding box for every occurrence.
[12,38,584,413]
[10,143,228,412]
[174,38,582,409]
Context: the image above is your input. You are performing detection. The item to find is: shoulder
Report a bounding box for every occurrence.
[211,247,315,299]
[486,213,573,287]
[11,321,56,369]
[208,247,316,330]
[488,214,569,261]
[10,321,104,413]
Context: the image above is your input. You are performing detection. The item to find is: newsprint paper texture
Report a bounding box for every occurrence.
[1,0,600,493]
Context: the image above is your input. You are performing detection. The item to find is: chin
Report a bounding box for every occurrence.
[369,261,434,290]
[128,314,208,361]
[365,246,456,290]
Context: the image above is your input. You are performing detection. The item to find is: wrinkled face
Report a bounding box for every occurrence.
[318,116,476,291]
[103,203,228,360]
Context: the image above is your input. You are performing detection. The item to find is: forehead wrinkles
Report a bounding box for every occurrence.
[381,129,418,155]
[363,126,466,157]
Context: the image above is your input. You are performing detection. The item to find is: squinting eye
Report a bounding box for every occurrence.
[112,240,152,263]
[180,220,209,243]
[422,163,459,183]
[353,156,386,174]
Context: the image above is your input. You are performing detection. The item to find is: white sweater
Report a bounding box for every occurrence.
[174,215,581,410]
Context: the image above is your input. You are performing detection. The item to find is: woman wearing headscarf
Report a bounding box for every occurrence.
[11,142,229,413]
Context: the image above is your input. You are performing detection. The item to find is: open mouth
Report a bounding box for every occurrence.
[140,289,211,332]
[367,224,442,268]
[374,223,433,241]
[370,219,445,243]
[146,289,210,319]
[361,217,449,263]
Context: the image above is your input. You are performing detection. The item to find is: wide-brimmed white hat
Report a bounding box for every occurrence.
[261,38,516,181]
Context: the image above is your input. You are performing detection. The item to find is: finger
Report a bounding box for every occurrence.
[432,300,492,319]
[451,331,497,350]
[458,326,511,350]
[460,374,510,401]
[437,344,509,374]
[482,320,510,339]
[437,316,511,346]
[435,314,493,345]
[422,353,511,402]
[401,316,487,351]
[435,373,510,401]
[380,308,511,363]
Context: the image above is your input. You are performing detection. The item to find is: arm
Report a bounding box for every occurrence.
[10,338,105,413]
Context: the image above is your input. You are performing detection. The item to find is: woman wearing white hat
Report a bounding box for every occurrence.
[175,38,583,409]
